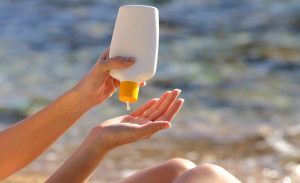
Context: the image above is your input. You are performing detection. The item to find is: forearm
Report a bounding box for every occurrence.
[47,127,109,183]
[0,89,90,179]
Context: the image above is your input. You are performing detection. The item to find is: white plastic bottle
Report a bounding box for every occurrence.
[109,5,159,105]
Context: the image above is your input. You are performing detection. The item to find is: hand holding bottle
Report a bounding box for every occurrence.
[72,48,145,109]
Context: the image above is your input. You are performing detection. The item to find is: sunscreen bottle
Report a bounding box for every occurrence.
[109,5,159,108]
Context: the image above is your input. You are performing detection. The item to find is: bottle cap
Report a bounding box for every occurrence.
[119,81,139,103]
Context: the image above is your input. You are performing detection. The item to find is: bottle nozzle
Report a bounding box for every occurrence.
[119,81,139,103]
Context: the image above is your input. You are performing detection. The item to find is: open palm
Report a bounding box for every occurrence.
[98,89,183,148]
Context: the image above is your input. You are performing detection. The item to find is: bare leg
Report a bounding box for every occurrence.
[173,164,241,183]
[116,158,196,183]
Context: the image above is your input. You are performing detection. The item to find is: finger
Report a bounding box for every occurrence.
[110,77,120,88]
[120,115,136,122]
[128,117,149,125]
[114,79,120,86]
[106,77,117,91]
[115,80,144,87]
[147,89,181,121]
[157,98,184,122]
[140,81,146,87]
[100,47,110,60]
[130,98,158,117]
[99,57,135,72]
[143,89,181,118]
[110,77,119,89]
[138,121,171,136]
[141,91,172,118]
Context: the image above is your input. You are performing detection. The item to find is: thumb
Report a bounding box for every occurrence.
[99,56,135,71]
[139,121,171,136]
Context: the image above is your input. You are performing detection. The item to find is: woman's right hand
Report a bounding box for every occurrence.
[72,48,145,110]
[91,89,184,150]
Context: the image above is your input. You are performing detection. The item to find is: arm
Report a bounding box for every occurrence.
[47,89,183,183]
[0,90,89,179]
[46,126,109,183]
[0,49,136,180]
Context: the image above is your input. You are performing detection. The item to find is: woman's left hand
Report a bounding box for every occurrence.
[92,89,183,149]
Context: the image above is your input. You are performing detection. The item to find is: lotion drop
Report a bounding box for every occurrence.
[126,102,131,111]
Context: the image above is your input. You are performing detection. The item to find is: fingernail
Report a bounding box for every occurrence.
[173,89,182,93]
[163,91,171,96]
[178,98,185,102]
[161,124,171,129]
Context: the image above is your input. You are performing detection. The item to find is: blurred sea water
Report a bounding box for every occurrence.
[1,0,300,182]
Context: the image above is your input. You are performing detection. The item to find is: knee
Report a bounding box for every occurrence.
[176,163,240,183]
[191,164,224,178]
[163,158,196,176]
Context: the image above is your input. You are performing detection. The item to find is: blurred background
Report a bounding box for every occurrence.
[1,0,300,182]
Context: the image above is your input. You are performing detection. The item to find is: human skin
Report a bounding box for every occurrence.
[0,48,240,183]
[46,89,184,183]
[46,90,241,183]
[0,48,145,180]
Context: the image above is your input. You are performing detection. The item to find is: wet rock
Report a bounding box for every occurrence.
[0,108,27,124]
[271,62,300,72]
[0,1,117,53]
[0,0,300,182]
[160,0,300,34]
[25,96,52,115]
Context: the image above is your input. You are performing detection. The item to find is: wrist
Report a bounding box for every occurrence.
[70,77,106,109]
[87,126,114,152]
[67,86,95,111]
